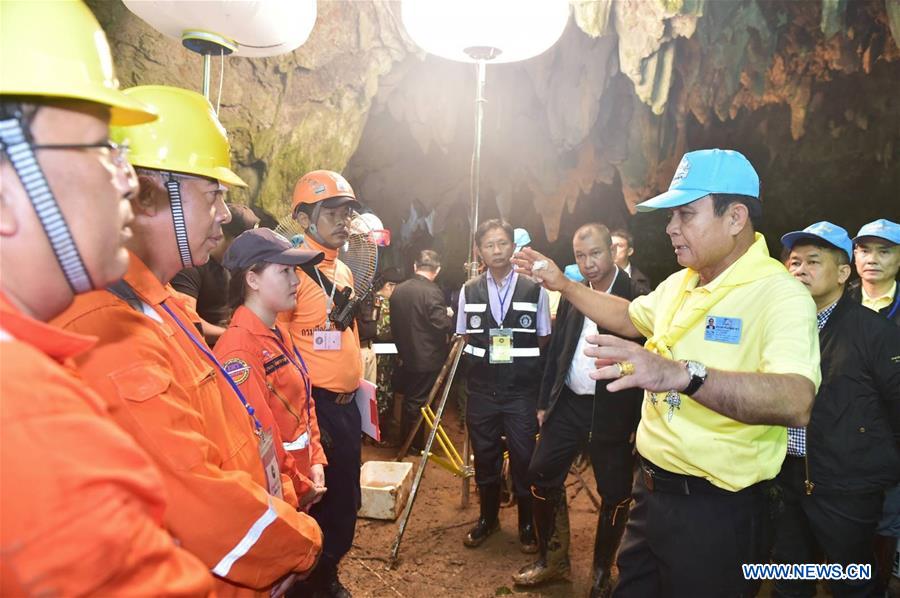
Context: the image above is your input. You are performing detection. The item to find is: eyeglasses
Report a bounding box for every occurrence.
[31,140,130,167]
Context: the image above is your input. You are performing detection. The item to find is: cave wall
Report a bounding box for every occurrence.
[87,0,414,218]
[90,0,899,285]
[345,0,899,286]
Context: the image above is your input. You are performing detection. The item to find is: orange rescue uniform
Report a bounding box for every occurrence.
[278,236,361,393]
[0,294,213,596]
[215,305,327,501]
[52,253,322,596]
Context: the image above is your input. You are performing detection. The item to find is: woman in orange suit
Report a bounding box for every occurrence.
[215,228,328,509]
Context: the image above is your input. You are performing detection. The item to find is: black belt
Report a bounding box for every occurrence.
[312,386,356,405]
[639,457,761,496]
[561,385,593,400]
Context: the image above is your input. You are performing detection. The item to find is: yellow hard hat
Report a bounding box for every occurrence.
[0,0,156,126]
[111,85,247,187]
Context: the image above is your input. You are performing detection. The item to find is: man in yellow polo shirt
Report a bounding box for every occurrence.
[513,149,820,597]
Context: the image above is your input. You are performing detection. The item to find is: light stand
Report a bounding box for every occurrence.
[181,31,236,100]
[465,46,500,279]
[388,0,569,566]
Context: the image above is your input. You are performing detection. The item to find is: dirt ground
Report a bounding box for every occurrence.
[338,403,830,598]
[340,404,618,598]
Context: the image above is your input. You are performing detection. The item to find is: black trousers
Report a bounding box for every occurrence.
[399,368,441,449]
[613,457,769,597]
[309,393,361,570]
[528,386,635,503]
[772,456,882,597]
[466,387,537,497]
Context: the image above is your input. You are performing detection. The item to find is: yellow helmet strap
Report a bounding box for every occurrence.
[0,109,93,293]
[163,173,195,268]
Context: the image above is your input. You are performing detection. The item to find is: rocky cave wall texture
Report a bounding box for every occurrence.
[91,0,899,284]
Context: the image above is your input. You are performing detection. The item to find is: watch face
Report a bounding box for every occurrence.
[687,360,707,378]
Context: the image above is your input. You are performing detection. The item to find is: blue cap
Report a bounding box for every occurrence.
[563,264,584,282]
[636,149,760,212]
[854,219,900,245]
[781,221,853,262]
[514,228,532,250]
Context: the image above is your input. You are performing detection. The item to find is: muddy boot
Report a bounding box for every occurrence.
[589,499,630,598]
[309,562,351,598]
[518,494,538,554]
[464,484,501,547]
[513,488,570,586]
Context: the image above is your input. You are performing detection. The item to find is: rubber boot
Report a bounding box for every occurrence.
[513,488,570,586]
[589,499,630,598]
[464,484,501,547]
[309,562,351,598]
[518,494,538,554]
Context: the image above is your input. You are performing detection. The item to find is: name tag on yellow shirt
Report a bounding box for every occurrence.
[703,316,742,344]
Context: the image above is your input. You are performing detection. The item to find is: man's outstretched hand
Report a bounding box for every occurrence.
[512,248,568,292]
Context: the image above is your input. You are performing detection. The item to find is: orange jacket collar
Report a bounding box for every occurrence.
[230,305,281,341]
[0,291,95,361]
[303,235,337,265]
[123,251,175,306]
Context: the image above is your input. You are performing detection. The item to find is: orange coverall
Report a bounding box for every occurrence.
[215,305,327,502]
[0,294,213,596]
[52,253,322,596]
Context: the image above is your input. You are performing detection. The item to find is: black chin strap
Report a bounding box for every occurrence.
[163,173,194,268]
[0,111,93,293]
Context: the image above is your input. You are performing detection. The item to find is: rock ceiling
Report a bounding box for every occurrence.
[92,0,898,251]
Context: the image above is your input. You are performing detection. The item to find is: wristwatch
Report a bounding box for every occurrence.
[681,360,708,396]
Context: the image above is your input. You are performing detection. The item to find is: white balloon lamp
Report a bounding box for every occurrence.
[400,0,569,277]
[123,0,317,99]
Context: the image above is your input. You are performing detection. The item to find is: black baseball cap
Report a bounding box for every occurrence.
[223,228,324,270]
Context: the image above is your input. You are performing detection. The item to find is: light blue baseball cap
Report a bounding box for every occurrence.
[514,228,532,251]
[636,149,760,212]
[564,264,584,282]
[781,221,853,262]
[854,219,900,245]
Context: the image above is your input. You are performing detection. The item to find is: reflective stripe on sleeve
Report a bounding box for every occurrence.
[211,497,278,577]
[284,432,310,451]
[463,303,487,313]
[512,302,538,312]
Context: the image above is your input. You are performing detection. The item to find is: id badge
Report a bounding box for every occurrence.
[489,328,514,364]
[258,429,283,499]
[313,329,342,351]
[703,316,742,344]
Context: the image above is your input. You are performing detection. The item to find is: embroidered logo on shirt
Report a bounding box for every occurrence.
[519,314,533,328]
[223,358,251,385]
[470,315,482,328]
[264,354,289,375]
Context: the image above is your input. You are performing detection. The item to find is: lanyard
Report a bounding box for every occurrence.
[887,292,900,320]
[272,328,313,422]
[159,301,264,433]
[493,270,515,323]
[314,267,337,327]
